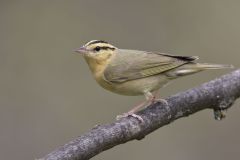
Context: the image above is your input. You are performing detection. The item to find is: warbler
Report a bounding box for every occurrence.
[75,40,233,121]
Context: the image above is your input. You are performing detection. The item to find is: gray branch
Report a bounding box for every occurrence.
[41,69,240,160]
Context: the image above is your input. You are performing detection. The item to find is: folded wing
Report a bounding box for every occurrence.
[104,49,197,83]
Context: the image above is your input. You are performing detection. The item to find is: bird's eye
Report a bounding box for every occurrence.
[94,46,101,52]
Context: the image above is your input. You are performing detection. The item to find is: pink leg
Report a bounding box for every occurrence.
[151,90,168,105]
[116,92,155,122]
[116,100,149,122]
[116,91,168,122]
[127,100,151,114]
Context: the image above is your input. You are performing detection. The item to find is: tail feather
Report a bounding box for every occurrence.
[166,63,234,77]
[189,63,234,70]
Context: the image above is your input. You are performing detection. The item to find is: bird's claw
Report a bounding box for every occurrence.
[116,113,144,123]
[152,98,168,105]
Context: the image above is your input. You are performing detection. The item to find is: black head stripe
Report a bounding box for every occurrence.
[99,46,115,51]
[87,40,109,46]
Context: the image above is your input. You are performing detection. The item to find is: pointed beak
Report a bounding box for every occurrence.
[74,46,87,54]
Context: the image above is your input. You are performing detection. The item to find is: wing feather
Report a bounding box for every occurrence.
[104,49,195,83]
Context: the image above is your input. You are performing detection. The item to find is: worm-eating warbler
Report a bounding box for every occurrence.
[75,40,233,121]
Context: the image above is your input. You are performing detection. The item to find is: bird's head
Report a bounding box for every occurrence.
[75,40,117,73]
[75,40,117,62]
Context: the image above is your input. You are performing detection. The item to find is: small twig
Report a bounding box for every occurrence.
[41,69,240,160]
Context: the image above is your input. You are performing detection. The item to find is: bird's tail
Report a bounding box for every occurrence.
[166,63,234,77]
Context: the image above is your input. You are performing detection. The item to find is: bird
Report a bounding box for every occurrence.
[74,40,233,121]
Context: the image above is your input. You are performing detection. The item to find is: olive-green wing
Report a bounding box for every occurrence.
[104,49,197,83]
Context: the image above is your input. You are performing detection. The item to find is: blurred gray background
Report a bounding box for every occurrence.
[1,0,240,160]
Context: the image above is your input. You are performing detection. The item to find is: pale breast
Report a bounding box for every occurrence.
[96,74,169,96]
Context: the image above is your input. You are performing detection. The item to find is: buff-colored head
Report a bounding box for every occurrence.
[75,40,117,61]
[75,40,118,74]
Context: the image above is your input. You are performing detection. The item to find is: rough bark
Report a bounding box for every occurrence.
[41,69,240,160]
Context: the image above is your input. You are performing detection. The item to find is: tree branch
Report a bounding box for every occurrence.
[41,69,240,160]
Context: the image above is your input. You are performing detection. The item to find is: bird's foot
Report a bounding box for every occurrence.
[116,112,144,123]
[151,98,168,105]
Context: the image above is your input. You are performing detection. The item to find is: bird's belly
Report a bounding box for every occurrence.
[97,75,169,96]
